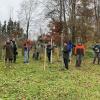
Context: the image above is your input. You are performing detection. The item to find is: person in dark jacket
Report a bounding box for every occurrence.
[63,42,70,69]
[93,44,100,64]
[46,42,52,63]
[12,40,18,63]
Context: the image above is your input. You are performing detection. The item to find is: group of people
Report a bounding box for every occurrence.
[3,38,18,67]
[1,38,100,69]
[45,41,100,70]
[63,41,100,69]
[63,41,85,69]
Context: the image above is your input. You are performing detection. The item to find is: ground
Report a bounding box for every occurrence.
[0,49,100,100]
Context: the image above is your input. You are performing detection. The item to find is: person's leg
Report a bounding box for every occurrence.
[37,52,39,60]
[47,53,51,62]
[98,53,100,64]
[24,51,27,63]
[93,52,97,64]
[69,50,72,64]
[76,55,79,67]
[13,55,16,63]
[9,58,12,67]
[5,58,8,68]
[26,50,29,63]
[79,55,82,67]
[63,58,68,69]
[36,52,39,60]
[66,58,69,69]
[26,51,29,63]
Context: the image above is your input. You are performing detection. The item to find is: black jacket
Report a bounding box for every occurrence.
[63,46,69,59]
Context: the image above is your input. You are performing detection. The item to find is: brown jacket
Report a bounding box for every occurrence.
[4,42,13,59]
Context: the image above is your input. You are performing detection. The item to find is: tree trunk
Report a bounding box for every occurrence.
[26,20,30,39]
[71,0,76,43]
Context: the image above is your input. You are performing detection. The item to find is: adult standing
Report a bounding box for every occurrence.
[35,43,41,60]
[93,43,100,64]
[74,42,85,67]
[3,39,13,67]
[23,42,29,64]
[46,42,52,63]
[67,40,75,63]
[63,42,70,69]
[12,39,18,63]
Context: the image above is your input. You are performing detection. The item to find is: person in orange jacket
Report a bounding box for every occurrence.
[74,42,85,67]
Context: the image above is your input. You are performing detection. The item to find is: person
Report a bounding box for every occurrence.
[12,39,18,63]
[63,42,70,69]
[67,40,75,63]
[46,42,52,63]
[23,43,29,64]
[32,46,36,60]
[74,42,85,67]
[35,44,41,60]
[3,39,13,67]
[26,40,32,62]
[93,43,100,64]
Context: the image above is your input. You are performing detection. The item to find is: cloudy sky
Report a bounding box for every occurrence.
[0,0,50,39]
[0,0,23,23]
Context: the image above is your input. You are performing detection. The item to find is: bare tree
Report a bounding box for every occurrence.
[18,0,38,39]
[94,0,100,39]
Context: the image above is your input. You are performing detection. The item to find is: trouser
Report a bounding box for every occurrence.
[5,58,12,67]
[76,54,83,67]
[24,51,29,63]
[69,50,72,62]
[47,53,51,62]
[28,50,30,59]
[93,52,100,64]
[63,58,69,69]
[13,55,16,63]
[36,52,39,60]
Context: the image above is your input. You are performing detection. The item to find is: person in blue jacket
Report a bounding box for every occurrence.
[67,40,75,63]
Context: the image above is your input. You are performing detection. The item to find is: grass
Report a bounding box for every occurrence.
[0,49,100,100]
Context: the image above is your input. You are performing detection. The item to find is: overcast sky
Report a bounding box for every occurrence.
[0,0,50,39]
[0,0,23,23]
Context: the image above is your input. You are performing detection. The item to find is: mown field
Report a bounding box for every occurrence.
[0,49,100,100]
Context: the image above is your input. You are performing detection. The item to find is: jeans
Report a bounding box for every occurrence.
[24,50,29,63]
[76,55,83,67]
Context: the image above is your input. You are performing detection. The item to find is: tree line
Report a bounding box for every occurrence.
[0,18,24,38]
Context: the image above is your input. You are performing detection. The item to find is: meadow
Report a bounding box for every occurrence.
[0,49,100,100]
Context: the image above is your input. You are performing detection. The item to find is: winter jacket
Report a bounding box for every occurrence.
[75,44,85,55]
[63,45,69,59]
[47,45,52,54]
[4,42,13,59]
[67,42,75,52]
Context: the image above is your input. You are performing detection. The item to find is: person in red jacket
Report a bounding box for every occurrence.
[74,42,85,67]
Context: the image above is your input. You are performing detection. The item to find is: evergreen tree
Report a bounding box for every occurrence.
[2,21,7,35]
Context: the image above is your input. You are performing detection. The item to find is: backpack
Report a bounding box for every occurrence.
[94,45,100,53]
